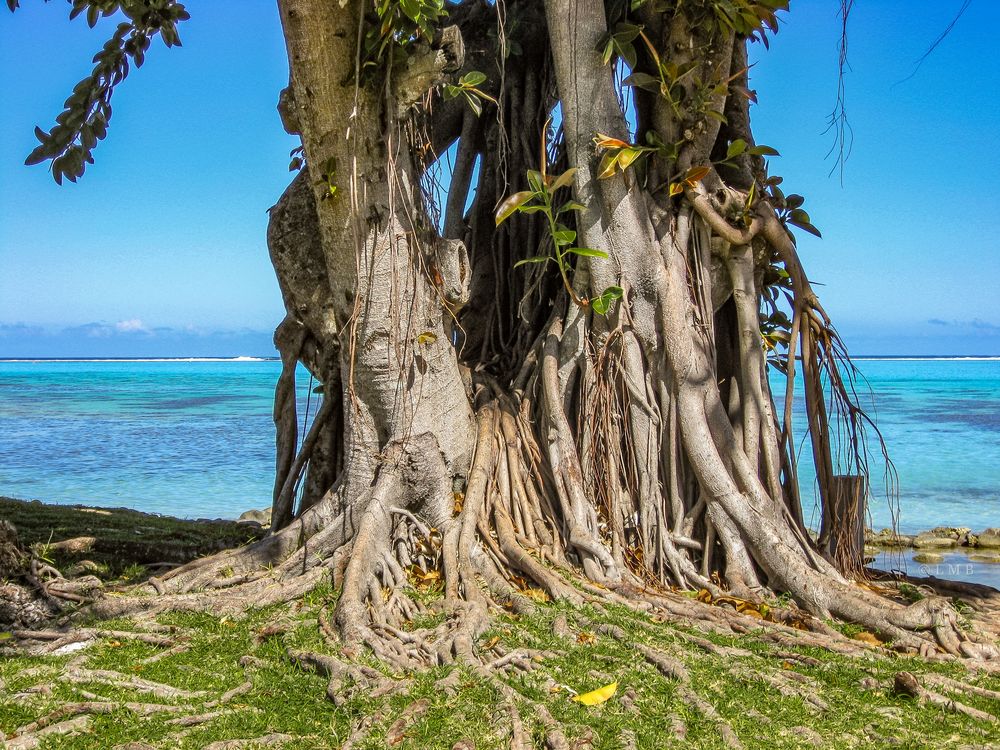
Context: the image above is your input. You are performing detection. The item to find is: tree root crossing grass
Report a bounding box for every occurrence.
[3,583,999,750]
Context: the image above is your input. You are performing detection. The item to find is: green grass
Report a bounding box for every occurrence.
[3,594,998,749]
[3,499,997,748]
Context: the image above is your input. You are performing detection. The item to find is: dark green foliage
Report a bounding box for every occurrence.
[361,0,446,78]
[10,0,189,184]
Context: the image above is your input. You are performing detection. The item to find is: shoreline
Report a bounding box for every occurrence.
[5,494,998,568]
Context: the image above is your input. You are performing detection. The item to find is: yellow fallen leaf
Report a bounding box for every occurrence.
[523,588,550,603]
[572,681,618,706]
[851,631,883,646]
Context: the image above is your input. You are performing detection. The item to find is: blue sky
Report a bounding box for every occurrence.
[1,1,997,356]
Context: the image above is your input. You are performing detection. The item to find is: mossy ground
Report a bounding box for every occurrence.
[1,500,998,749]
[1,496,261,579]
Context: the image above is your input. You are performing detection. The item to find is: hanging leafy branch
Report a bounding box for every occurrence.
[10,0,190,184]
[495,152,623,316]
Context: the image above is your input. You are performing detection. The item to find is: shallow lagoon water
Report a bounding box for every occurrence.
[2,358,998,544]
[769,357,1000,535]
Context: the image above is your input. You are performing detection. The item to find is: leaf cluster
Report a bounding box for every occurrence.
[13,0,190,184]
[362,0,447,77]
[765,174,821,238]
[496,163,623,317]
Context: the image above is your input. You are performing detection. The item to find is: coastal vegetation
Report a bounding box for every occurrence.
[4,0,1000,746]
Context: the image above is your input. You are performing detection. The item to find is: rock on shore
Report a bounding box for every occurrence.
[866,526,1000,552]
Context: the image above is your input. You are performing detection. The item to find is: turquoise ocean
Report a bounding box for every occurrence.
[1,357,999,583]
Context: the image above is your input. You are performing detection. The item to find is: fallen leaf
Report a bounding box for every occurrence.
[851,631,883,646]
[523,588,550,603]
[572,681,618,706]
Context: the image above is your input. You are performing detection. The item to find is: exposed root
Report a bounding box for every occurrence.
[678,687,746,750]
[894,671,997,723]
[4,716,92,750]
[287,648,406,706]
[384,698,431,746]
[203,735,295,750]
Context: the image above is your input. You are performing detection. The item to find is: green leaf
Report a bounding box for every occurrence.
[617,147,646,170]
[552,228,576,247]
[789,208,811,225]
[549,167,577,192]
[591,286,624,315]
[726,139,747,160]
[615,39,637,69]
[748,144,780,156]
[784,194,804,209]
[24,144,50,166]
[566,247,608,259]
[495,191,534,226]
[463,90,482,117]
[596,152,620,180]
[514,255,551,268]
[622,72,660,91]
[460,70,487,87]
[789,219,822,238]
[613,22,642,43]
[600,39,615,66]
[527,169,545,194]
[558,201,587,214]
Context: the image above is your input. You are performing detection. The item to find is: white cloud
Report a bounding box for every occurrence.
[115,318,149,333]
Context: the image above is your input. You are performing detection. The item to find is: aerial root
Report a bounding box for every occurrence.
[592,617,749,749]
[921,673,1000,702]
[678,687,746,750]
[534,703,569,750]
[894,671,997,723]
[57,667,207,700]
[87,564,329,620]
[340,706,389,750]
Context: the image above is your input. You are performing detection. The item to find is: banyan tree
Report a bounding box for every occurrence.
[16,0,1000,682]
